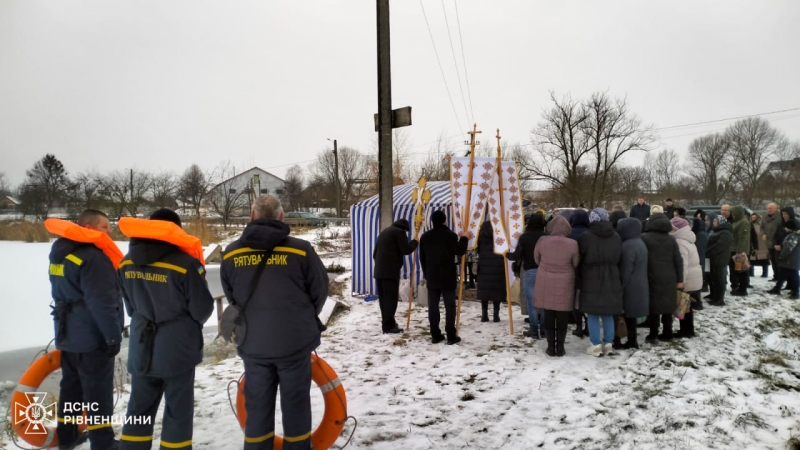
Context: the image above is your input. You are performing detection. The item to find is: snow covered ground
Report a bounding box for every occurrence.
[2,229,800,449]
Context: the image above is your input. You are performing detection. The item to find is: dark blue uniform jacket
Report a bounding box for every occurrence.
[49,238,124,353]
[119,238,214,377]
[221,219,329,362]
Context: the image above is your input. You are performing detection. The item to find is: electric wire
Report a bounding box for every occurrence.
[440,0,472,126]
[453,0,476,123]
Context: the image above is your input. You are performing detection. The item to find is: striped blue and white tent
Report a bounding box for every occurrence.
[350,181,454,296]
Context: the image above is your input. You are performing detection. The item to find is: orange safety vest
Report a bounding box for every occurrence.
[44,218,125,268]
[118,217,205,265]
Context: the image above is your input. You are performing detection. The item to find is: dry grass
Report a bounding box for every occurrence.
[183,219,225,245]
[0,221,50,242]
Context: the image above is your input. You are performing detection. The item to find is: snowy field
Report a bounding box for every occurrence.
[2,228,800,449]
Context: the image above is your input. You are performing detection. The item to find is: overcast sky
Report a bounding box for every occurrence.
[2,0,799,187]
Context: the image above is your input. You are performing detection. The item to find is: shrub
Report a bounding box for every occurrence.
[0,221,50,242]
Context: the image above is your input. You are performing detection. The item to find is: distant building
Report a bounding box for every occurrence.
[0,196,21,210]
[210,167,285,199]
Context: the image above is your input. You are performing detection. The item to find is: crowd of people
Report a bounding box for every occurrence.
[373,196,800,358]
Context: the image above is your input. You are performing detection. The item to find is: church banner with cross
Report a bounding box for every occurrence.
[449,156,498,249]
[486,161,524,255]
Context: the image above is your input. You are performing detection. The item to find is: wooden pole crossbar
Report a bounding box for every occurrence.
[495,129,515,335]
[455,123,481,333]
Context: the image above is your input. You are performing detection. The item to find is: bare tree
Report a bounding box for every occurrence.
[280,165,305,211]
[151,171,178,209]
[312,146,372,213]
[207,161,248,229]
[414,132,454,182]
[177,164,210,217]
[20,154,71,219]
[529,92,592,206]
[687,133,732,204]
[582,92,655,207]
[100,169,153,218]
[71,170,104,212]
[761,140,800,206]
[651,149,680,197]
[607,165,648,207]
[726,117,785,207]
[0,172,10,197]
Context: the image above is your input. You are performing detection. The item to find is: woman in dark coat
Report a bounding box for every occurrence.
[640,213,684,342]
[610,209,627,230]
[569,209,591,337]
[477,220,506,322]
[618,218,648,349]
[577,208,623,357]
[507,213,546,337]
[692,217,709,308]
[706,214,733,306]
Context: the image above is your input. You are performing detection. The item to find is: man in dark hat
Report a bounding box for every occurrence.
[664,198,676,220]
[118,208,215,449]
[372,217,419,334]
[419,210,469,344]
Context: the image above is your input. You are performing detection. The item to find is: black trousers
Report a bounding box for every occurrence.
[624,318,639,344]
[769,248,779,278]
[121,370,195,450]
[428,288,457,339]
[543,310,571,331]
[729,253,737,287]
[376,278,400,331]
[709,264,727,303]
[242,355,312,450]
[778,267,800,293]
[466,263,476,287]
[648,313,673,337]
[733,270,750,292]
[58,349,116,450]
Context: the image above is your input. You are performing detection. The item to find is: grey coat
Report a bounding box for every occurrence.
[577,221,624,316]
[617,218,649,318]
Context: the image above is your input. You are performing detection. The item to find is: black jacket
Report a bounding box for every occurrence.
[630,203,650,222]
[221,220,329,362]
[706,222,733,265]
[419,225,468,290]
[774,207,800,252]
[640,214,684,315]
[569,210,590,241]
[373,219,418,280]
[477,221,507,302]
[49,238,124,353]
[610,210,627,229]
[507,214,546,271]
[119,239,214,377]
[692,218,709,270]
[664,205,676,220]
[577,221,623,316]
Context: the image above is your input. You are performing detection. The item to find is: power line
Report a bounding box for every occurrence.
[654,107,800,131]
[420,0,466,135]
[453,0,475,123]
[440,0,472,125]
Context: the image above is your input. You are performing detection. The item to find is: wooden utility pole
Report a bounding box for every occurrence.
[376,0,393,231]
[496,129,514,335]
[332,139,341,218]
[455,123,481,332]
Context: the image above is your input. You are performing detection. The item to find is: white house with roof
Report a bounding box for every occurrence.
[210,167,285,199]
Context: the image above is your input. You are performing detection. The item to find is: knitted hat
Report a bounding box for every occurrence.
[716,215,728,225]
[589,208,609,223]
[671,217,690,229]
[150,208,182,227]
[431,210,447,226]
[651,205,664,214]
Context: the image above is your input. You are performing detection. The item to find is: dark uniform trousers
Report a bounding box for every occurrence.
[120,369,195,450]
[427,289,456,339]
[709,264,728,303]
[375,278,400,331]
[58,349,116,450]
[243,355,312,450]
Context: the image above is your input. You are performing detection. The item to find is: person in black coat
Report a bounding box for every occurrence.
[507,212,546,337]
[569,209,591,337]
[640,213,684,342]
[477,220,507,322]
[610,208,627,230]
[692,217,709,309]
[768,207,800,296]
[373,219,419,333]
[420,210,469,344]
[706,214,733,306]
[630,196,651,222]
[664,198,676,220]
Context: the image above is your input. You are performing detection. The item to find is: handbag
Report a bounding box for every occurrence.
[674,290,691,320]
[220,250,270,345]
[733,253,751,272]
[615,316,628,338]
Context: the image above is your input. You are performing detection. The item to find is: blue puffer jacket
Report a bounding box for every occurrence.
[49,238,124,353]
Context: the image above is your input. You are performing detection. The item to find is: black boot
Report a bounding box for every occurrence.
[767,286,781,295]
[545,330,556,357]
[493,301,501,322]
[613,336,624,350]
[481,300,489,322]
[622,317,639,349]
[555,329,566,356]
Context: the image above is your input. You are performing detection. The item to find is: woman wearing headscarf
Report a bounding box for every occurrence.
[507,213,547,338]
[617,218,649,349]
[730,206,752,296]
[750,213,770,278]
[532,215,579,356]
[671,218,703,338]
[477,220,506,322]
[610,207,627,230]
[577,208,623,356]
[706,213,732,306]
[692,217,709,309]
